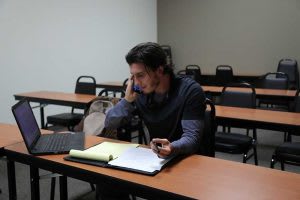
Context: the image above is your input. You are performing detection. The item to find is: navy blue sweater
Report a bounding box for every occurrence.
[105,76,206,155]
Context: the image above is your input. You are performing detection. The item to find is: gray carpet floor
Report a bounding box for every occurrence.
[0,128,299,200]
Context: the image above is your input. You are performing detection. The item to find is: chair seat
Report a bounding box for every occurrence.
[274,142,300,162]
[215,132,253,153]
[47,113,83,126]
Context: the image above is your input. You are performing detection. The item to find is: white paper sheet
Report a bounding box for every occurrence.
[108,147,172,173]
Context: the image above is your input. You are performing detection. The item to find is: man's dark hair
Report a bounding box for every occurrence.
[125,42,174,75]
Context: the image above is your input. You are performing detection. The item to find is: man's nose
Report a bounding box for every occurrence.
[134,77,141,85]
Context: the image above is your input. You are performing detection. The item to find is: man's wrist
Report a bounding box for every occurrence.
[124,96,134,103]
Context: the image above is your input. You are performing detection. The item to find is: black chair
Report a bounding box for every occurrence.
[46,76,96,131]
[198,98,216,157]
[257,72,289,89]
[277,58,299,90]
[257,72,289,108]
[285,89,300,142]
[98,88,125,98]
[176,69,186,77]
[161,45,173,67]
[215,65,234,86]
[185,64,201,83]
[270,142,300,170]
[215,82,258,165]
[270,90,300,171]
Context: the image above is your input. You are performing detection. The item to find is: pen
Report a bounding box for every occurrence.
[153,142,161,154]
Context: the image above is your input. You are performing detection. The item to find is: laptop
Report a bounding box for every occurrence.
[12,100,85,155]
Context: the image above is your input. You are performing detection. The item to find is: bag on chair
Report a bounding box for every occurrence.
[74,96,119,138]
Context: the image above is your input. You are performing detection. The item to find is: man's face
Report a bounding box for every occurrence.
[130,63,160,94]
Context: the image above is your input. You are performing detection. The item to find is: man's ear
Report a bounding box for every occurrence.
[157,65,164,75]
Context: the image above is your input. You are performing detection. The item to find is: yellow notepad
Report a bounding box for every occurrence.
[69,141,139,162]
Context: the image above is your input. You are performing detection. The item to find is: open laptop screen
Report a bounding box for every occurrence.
[12,100,40,148]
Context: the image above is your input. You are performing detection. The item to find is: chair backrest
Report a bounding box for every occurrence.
[292,89,300,112]
[75,76,96,95]
[186,65,201,83]
[216,65,234,86]
[98,88,125,98]
[221,82,256,108]
[176,70,186,76]
[260,72,289,89]
[277,58,299,89]
[160,45,173,67]
[122,78,129,87]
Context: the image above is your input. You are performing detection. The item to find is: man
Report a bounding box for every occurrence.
[105,42,206,158]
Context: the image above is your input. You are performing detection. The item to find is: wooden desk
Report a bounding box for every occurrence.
[14,90,300,133]
[215,105,300,132]
[14,91,96,128]
[0,123,24,200]
[0,123,23,148]
[96,82,297,100]
[96,81,124,90]
[4,136,300,200]
[203,86,296,100]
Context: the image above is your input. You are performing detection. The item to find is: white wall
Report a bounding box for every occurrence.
[0,0,157,124]
[158,0,300,75]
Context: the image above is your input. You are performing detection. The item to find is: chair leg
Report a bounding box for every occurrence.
[280,161,285,171]
[287,133,292,142]
[242,154,247,163]
[222,126,226,132]
[253,146,258,166]
[90,183,95,191]
[95,184,100,200]
[270,158,275,168]
[284,132,287,142]
[50,177,56,200]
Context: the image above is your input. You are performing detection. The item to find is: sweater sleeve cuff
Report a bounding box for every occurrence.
[119,98,135,112]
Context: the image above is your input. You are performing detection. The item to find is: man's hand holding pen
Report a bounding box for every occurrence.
[150,138,173,158]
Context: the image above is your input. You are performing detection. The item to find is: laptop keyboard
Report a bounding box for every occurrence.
[42,134,70,151]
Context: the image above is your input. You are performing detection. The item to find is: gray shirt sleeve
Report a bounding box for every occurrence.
[104,99,135,129]
[171,119,204,155]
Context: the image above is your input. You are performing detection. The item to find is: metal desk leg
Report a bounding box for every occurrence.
[30,166,40,200]
[40,103,45,129]
[59,176,68,200]
[7,160,17,200]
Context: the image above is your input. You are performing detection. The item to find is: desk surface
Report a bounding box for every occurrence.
[14,90,300,131]
[4,135,300,200]
[216,105,300,128]
[14,91,96,108]
[96,81,297,98]
[0,123,23,148]
[203,85,297,97]
[96,81,125,90]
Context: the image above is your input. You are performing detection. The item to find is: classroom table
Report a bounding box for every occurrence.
[96,81,297,100]
[14,91,96,128]
[203,85,296,101]
[96,81,125,91]
[4,135,300,200]
[215,105,300,132]
[14,90,300,133]
[0,123,25,200]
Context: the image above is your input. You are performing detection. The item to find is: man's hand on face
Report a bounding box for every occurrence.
[124,76,138,103]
